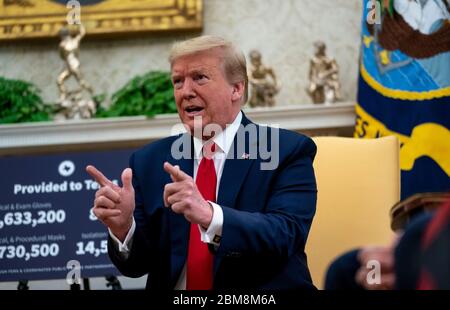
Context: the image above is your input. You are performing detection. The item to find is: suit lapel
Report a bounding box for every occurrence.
[217,112,257,207]
[216,151,256,207]
[166,133,193,284]
[214,113,257,276]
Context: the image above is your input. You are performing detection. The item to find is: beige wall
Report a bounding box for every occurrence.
[0,0,362,106]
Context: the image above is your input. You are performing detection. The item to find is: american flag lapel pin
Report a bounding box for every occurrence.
[241,153,250,160]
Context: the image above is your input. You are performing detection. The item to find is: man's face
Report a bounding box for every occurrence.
[171,49,243,137]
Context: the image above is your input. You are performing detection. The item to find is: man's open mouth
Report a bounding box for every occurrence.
[185,106,204,113]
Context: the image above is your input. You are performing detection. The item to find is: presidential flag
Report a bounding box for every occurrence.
[356,0,450,199]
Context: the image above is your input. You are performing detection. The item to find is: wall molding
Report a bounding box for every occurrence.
[0,102,355,153]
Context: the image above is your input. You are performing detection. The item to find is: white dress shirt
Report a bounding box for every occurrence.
[109,111,243,289]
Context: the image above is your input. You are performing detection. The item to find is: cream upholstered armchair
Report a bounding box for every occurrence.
[306,136,400,289]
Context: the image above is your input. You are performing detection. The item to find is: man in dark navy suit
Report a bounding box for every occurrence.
[87,35,317,289]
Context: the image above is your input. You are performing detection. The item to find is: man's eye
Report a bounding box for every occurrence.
[172,79,183,88]
[194,74,207,81]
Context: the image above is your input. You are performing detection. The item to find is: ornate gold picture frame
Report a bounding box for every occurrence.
[0,0,203,41]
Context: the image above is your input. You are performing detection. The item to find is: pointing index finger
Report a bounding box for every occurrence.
[86,165,113,187]
[163,162,189,182]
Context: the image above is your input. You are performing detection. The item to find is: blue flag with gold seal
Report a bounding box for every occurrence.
[356,0,450,199]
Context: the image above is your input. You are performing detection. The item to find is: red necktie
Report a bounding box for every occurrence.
[186,142,216,290]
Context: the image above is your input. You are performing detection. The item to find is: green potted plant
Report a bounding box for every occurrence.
[96,71,177,118]
[0,71,177,124]
[0,77,52,124]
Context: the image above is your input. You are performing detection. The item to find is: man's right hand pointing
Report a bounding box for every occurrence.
[86,165,135,242]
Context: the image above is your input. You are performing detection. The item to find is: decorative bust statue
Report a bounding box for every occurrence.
[306,41,342,104]
[248,50,279,107]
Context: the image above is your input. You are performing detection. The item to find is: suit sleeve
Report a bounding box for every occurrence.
[216,136,317,259]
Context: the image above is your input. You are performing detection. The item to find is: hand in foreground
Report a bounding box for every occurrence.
[163,162,213,229]
[355,243,396,290]
[86,165,135,242]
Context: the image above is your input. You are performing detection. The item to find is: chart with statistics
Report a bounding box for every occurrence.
[0,148,135,282]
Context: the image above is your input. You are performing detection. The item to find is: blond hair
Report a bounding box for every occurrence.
[169,35,248,104]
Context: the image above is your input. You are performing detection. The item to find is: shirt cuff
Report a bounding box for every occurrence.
[108,218,136,254]
[199,201,223,246]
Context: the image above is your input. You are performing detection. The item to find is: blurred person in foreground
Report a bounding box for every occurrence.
[325,197,450,290]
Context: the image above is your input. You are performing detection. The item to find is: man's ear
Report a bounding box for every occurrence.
[231,81,245,102]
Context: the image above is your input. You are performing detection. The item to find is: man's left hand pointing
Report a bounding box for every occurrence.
[163,162,213,228]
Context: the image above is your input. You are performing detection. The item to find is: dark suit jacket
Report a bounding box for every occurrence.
[108,113,317,289]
